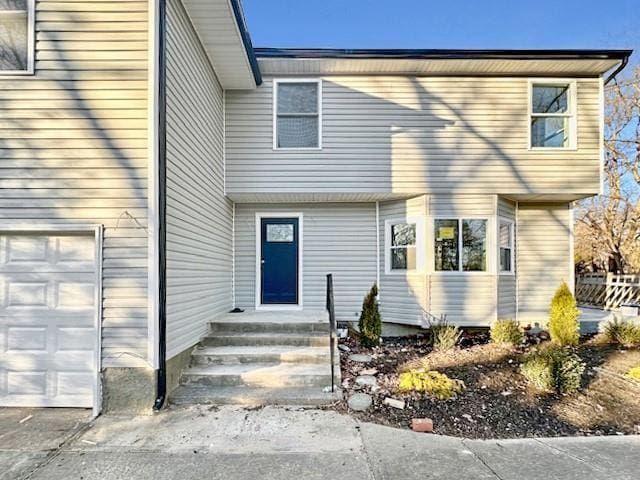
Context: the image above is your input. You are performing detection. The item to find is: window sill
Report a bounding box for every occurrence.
[273,147,322,152]
[528,146,578,152]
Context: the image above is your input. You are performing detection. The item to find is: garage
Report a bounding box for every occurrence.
[0,227,101,411]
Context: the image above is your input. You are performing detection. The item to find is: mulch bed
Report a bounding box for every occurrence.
[331,332,640,439]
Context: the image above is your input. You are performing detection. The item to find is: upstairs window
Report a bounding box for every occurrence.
[499,219,514,274]
[385,218,424,274]
[434,218,488,272]
[530,82,576,149]
[0,0,34,74]
[274,79,321,149]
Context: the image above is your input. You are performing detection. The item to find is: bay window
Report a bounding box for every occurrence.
[434,218,488,272]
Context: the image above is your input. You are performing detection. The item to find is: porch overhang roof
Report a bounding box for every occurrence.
[255,48,632,80]
[181,0,262,88]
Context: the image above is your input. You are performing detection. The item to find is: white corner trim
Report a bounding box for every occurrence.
[146,0,160,370]
[569,202,575,294]
[232,201,236,308]
[384,216,425,276]
[375,201,381,293]
[254,212,304,310]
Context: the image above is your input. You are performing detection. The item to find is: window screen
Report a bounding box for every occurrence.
[276,82,320,148]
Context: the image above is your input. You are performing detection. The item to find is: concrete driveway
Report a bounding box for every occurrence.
[0,408,92,480]
[3,405,640,480]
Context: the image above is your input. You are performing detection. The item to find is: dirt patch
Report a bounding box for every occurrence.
[332,334,640,439]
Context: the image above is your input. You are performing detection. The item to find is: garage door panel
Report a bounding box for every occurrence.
[0,232,98,409]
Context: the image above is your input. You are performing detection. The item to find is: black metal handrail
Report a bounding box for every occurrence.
[326,274,337,392]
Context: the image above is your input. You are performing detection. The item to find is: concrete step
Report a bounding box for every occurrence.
[201,332,330,347]
[209,321,330,335]
[180,362,336,389]
[170,385,342,406]
[191,345,332,365]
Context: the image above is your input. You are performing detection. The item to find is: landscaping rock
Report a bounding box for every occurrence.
[411,418,434,433]
[383,397,405,410]
[360,368,378,375]
[348,354,372,363]
[355,375,377,387]
[338,344,351,353]
[348,393,372,411]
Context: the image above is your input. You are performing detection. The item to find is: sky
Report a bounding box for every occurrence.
[243,0,639,64]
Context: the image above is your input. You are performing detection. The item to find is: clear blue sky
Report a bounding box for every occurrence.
[243,0,638,61]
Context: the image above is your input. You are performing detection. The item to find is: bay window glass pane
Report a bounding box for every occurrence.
[391,223,416,247]
[277,116,318,148]
[0,1,28,71]
[531,116,569,148]
[277,83,318,114]
[532,85,569,114]
[434,219,458,271]
[391,247,416,270]
[499,221,512,272]
[462,219,486,271]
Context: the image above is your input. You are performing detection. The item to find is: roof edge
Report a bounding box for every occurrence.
[229,0,262,85]
[254,48,633,61]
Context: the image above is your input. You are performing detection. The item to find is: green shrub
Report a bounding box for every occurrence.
[430,318,462,351]
[398,369,464,399]
[358,284,381,347]
[490,319,524,346]
[603,318,640,348]
[521,344,585,394]
[548,282,580,346]
[626,366,640,381]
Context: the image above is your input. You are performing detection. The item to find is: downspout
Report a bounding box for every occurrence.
[153,0,167,411]
[604,55,629,85]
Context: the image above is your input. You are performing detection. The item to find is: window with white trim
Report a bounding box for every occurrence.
[0,0,33,74]
[274,79,321,149]
[530,82,575,148]
[434,218,488,272]
[499,219,514,273]
[385,218,424,274]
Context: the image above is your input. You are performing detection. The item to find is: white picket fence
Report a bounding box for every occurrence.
[575,273,640,310]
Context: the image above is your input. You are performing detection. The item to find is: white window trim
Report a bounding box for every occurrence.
[272,78,322,151]
[527,79,577,151]
[255,212,304,311]
[431,216,493,275]
[498,217,515,275]
[384,217,425,275]
[0,0,35,76]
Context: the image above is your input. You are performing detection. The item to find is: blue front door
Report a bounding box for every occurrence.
[261,217,299,305]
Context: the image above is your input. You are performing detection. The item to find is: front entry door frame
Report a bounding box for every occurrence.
[255,212,303,310]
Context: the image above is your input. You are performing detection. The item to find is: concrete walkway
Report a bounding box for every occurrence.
[3,405,640,480]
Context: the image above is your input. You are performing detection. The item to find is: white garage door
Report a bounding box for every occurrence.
[0,232,99,408]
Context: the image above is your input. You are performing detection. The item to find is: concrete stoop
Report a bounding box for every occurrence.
[170,310,342,406]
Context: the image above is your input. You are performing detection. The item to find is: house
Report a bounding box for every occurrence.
[0,0,631,414]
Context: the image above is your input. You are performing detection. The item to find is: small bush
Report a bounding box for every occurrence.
[430,319,462,351]
[490,319,524,346]
[358,284,381,347]
[521,344,585,394]
[548,282,580,346]
[398,369,465,399]
[626,366,640,381]
[603,318,640,348]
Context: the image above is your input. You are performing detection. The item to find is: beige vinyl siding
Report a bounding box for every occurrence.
[0,1,148,367]
[165,0,232,359]
[428,195,496,325]
[378,196,428,325]
[517,203,571,323]
[497,197,517,319]
[234,203,377,322]
[226,76,601,196]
